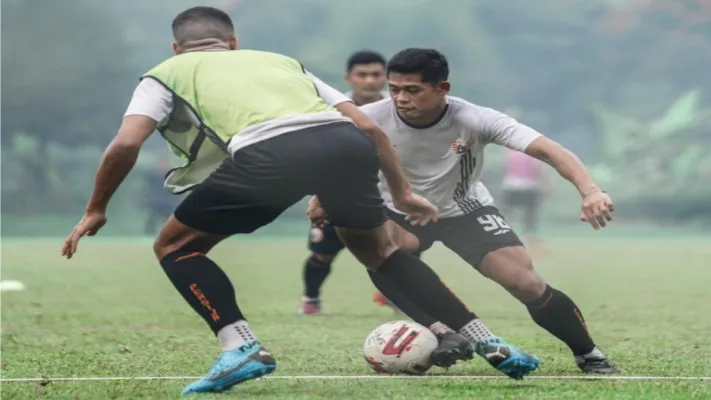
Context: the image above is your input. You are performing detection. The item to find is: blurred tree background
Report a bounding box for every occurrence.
[2,0,710,236]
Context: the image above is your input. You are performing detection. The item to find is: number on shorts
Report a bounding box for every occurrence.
[477,214,511,232]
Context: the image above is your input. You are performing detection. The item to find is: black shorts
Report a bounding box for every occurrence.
[500,188,541,233]
[387,206,523,267]
[308,224,345,255]
[501,188,540,210]
[174,122,387,235]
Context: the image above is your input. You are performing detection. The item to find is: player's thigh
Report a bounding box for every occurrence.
[154,214,227,259]
[311,124,394,267]
[165,137,308,249]
[480,244,545,301]
[438,206,524,269]
[308,224,345,257]
[385,209,434,254]
[173,179,290,236]
[314,124,386,231]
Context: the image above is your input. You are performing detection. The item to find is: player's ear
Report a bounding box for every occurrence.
[438,81,451,95]
[172,42,181,55]
[229,35,238,50]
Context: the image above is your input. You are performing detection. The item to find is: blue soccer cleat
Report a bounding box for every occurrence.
[474,337,540,380]
[182,340,276,395]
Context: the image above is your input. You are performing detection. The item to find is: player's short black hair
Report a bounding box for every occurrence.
[387,48,449,85]
[172,6,234,45]
[346,50,387,72]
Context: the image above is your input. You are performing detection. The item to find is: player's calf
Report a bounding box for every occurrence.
[299,253,334,315]
[154,218,279,393]
[479,246,617,374]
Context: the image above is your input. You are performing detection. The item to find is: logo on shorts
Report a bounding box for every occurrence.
[310,227,324,243]
[452,138,472,155]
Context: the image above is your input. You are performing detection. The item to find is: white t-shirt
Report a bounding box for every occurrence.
[360,96,542,218]
[123,70,353,154]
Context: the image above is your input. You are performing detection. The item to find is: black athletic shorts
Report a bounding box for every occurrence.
[308,224,345,255]
[387,206,523,267]
[500,188,541,233]
[174,122,387,235]
[501,188,540,210]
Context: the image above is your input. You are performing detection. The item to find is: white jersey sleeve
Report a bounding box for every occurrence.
[304,70,353,107]
[124,78,174,125]
[456,102,542,152]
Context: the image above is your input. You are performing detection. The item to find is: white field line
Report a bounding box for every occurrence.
[1,375,710,383]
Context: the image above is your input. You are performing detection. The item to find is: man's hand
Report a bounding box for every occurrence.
[580,190,614,230]
[524,137,614,230]
[306,196,328,228]
[61,210,108,259]
[397,193,439,226]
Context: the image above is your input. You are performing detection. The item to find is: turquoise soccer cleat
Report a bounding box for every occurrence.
[474,337,540,380]
[182,340,276,395]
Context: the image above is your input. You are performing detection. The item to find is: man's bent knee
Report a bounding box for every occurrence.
[502,263,547,302]
[153,216,224,260]
[479,246,547,301]
[336,226,399,270]
[312,253,336,264]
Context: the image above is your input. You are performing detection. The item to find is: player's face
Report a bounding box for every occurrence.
[388,72,449,123]
[345,63,387,99]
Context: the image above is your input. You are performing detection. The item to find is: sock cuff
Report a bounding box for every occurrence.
[459,318,494,342]
[308,255,333,268]
[160,249,206,265]
[524,284,554,308]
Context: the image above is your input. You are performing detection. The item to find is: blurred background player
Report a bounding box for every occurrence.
[299,50,390,315]
[500,149,554,258]
[142,157,176,234]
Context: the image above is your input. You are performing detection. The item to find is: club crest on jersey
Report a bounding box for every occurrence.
[452,138,472,155]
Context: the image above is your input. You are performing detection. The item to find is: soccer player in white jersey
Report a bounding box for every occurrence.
[310,48,619,374]
[300,50,392,315]
[365,48,618,374]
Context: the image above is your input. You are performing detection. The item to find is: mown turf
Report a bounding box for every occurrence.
[2,237,710,399]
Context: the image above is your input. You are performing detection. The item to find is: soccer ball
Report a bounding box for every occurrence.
[362,320,438,375]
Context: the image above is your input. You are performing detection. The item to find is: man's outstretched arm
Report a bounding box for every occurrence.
[86,115,156,212]
[472,106,614,230]
[62,79,172,258]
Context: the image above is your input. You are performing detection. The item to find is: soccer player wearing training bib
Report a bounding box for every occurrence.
[61,7,540,394]
[310,48,619,374]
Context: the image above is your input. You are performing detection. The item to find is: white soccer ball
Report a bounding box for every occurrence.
[363,320,438,375]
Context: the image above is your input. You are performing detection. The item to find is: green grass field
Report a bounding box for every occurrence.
[2,236,711,399]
